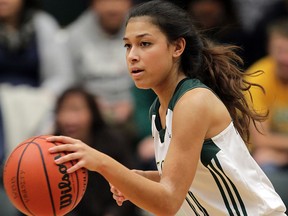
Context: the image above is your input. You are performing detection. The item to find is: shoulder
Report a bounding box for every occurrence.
[170,78,209,109]
[65,9,99,47]
[173,88,218,127]
[175,88,217,114]
[66,9,95,34]
[31,11,64,46]
[174,88,231,139]
[33,11,60,30]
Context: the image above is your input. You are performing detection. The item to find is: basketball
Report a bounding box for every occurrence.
[3,135,88,216]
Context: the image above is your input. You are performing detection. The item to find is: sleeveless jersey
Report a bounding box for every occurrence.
[150,78,286,216]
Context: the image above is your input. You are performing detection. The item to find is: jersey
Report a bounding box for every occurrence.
[150,78,286,216]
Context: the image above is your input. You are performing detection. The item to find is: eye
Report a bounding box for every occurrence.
[124,43,131,49]
[140,42,151,47]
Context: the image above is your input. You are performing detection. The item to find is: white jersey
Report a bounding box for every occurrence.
[150,78,286,216]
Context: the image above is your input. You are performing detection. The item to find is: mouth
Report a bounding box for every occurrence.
[131,69,144,74]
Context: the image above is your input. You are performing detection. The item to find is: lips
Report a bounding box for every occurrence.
[132,69,144,73]
[131,66,144,73]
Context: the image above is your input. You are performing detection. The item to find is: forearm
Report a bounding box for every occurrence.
[97,153,178,215]
[133,170,161,182]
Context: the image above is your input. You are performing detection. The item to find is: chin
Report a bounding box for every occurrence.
[134,82,151,90]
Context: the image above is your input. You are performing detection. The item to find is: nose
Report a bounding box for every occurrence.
[127,47,140,63]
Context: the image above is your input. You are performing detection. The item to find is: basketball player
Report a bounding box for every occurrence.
[48,1,286,215]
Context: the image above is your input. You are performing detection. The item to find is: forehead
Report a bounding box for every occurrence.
[124,16,165,39]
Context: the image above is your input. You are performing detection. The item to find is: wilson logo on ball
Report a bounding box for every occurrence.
[54,154,73,210]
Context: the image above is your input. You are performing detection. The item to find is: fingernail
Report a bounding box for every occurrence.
[48,148,54,153]
[54,159,61,164]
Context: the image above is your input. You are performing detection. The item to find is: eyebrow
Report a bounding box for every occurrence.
[123,33,152,41]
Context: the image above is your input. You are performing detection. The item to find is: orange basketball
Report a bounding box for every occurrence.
[3,135,88,216]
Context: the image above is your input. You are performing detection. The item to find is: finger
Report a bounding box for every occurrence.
[112,194,124,206]
[116,199,123,206]
[110,185,117,194]
[49,144,77,153]
[54,156,84,173]
[110,186,124,196]
[54,152,80,164]
[66,161,84,173]
[47,136,79,144]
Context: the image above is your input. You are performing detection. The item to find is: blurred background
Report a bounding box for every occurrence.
[0,0,287,215]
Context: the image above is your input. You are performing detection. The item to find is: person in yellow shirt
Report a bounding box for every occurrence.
[246,18,288,209]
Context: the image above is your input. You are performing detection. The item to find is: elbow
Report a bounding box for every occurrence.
[156,208,180,216]
[154,200,182,216]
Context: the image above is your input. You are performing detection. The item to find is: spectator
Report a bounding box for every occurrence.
[245,18,288,210]
[246,0,288,67]
[65,0,134,125]
[53,87,140,216]
[0,0,72,215]
[0,0,73,149]
[182,0,250,68]
[0,0,72,94]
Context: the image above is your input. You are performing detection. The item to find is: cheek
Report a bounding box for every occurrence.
[144,49,172,70]
[56,112,70,125]
[78,112,93,128]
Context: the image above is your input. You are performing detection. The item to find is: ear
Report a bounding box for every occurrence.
[172,37,186,58]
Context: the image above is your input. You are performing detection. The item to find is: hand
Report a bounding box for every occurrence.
[47,136,100,173]
[108,169,146,206]
[109,183,127,206]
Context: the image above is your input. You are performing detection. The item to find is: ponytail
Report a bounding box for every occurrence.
[197,38,267,143]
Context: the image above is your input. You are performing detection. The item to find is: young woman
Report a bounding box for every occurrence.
[48,1,286,215]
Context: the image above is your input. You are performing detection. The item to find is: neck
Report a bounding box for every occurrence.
[154,74,187,110]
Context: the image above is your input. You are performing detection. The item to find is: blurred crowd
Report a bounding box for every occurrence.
[0,0,287,215]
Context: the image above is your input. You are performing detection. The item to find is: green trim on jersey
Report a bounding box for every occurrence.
[149,78,208,119]
[201,139,221,166]
[186,191,209,215]
[203,141,248,216]
[169,78,208,109]
[149,78,209,143]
